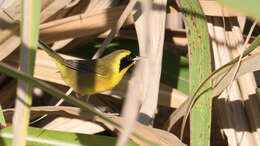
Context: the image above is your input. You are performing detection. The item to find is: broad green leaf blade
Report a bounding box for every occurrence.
[177,0,212,145]
[12,0,41,146]
[0,127,138,146]
[216,0,260,21]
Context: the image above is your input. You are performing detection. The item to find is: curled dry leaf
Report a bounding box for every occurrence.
[208,16,260,145]
[165,52,260,131]
[3,106,95,125]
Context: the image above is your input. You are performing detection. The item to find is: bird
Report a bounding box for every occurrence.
[38,40,140,99]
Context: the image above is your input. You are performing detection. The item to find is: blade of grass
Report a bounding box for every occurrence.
[12,0,41,146]
[176,0,213,145]
[0,105,6,128]
[0,62,158,146]
[0,126,139,146]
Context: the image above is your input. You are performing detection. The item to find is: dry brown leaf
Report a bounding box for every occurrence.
[49,0,122,52]
[3,106,95,125]
[43,117,105,135]
[0,0,20,61]
[84,0,121,12]
[212,53,260,97]
[0,0,73,61]
[39,6,126,43]
[95,115,187,146]
[208,17,260,145]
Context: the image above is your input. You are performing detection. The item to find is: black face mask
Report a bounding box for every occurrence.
[119,53,136,72]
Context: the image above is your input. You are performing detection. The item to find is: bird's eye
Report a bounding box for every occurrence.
[128,53,136,61]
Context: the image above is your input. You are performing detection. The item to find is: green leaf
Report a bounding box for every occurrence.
[178,0,212,145]
[0,127,139,146]
[216,0,260,21]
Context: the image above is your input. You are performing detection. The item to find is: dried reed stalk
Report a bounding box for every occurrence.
[39,6,125,43]
[133,0,166,125]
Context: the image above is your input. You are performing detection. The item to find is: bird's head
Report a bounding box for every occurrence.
[103,50,141,73]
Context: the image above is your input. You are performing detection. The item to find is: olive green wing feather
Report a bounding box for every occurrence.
[64,60,103,76]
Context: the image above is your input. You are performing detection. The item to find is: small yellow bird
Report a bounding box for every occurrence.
[38,40,140,98]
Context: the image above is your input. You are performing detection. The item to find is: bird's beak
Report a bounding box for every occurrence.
[133,56,143,61]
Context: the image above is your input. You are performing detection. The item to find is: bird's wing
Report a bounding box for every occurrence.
[64,59,104,76]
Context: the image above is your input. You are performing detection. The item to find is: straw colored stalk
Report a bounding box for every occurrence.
[207,16,260,145]
[132,0,166,125]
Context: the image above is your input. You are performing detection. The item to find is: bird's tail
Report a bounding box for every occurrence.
[38,40,65,65]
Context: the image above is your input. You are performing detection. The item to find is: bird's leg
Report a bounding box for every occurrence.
[74,93,85,102]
